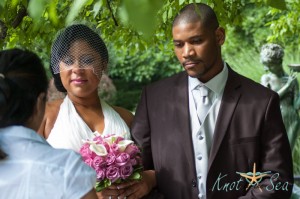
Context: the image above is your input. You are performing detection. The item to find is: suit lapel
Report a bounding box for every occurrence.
[208,67,242,170]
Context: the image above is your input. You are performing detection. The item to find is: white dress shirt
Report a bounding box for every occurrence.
[0,126,96,199]
[188,62,228,199]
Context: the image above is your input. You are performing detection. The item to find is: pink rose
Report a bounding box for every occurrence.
[103,142,111,153]
[110,143,119,153]
[96,168,106,181]
[135,156,143,166]
[80,143,93,160]
[93,156,106,169]
[93,136,104,144]
[130,158,137,166]
[124,144,140,158]
[84,158,94,168]
[120,164,133,179]
[115,152,130,166]
[106,166,120,183]
[106,153,116,165]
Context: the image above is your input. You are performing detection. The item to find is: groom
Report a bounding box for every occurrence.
[129,2,293,199]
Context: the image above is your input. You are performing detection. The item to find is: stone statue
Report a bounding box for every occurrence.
[260,43,300,150]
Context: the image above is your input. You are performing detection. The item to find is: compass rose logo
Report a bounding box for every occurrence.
[236,163,271,192]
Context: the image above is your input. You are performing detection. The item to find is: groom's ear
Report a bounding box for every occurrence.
[215,27,225,45]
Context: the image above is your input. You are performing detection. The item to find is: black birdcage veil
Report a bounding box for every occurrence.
[50,24,109,80]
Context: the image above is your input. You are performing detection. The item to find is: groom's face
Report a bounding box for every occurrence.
[172,21,224,82]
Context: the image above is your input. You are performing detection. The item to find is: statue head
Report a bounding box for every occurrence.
[260,43,284,74]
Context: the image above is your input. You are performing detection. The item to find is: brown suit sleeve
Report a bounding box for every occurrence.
[131,87,154,170]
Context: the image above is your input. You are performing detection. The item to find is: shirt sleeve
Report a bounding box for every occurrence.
[63,151,97,199]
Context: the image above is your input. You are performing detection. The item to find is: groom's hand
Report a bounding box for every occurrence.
[117,170,156,199]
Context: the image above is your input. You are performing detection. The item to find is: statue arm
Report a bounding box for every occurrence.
[277,75,296,98]
[293,80,300,110]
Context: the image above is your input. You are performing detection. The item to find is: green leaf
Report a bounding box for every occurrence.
[129,172,141,180]
[265,0,287,10]
[93,0,102,18]
[0,0,5,8]
[162,11,167,23]
[119,0,163,39]
[179,0,185,6]
[168,7,172,19]
[66,0,89,24]
[95,179,111,192]
[49,0,58,25]
[86,0,94,6]
[28,0,46,21]
[11,0,18,8]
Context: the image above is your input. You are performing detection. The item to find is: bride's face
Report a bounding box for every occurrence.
[59,40,104,98]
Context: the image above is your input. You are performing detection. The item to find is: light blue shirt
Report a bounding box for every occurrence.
[0,126,96,199]
[188,62,228,199]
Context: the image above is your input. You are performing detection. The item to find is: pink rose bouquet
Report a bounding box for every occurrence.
[79,134,143,192]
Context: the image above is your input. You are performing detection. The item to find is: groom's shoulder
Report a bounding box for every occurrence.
[147,71,187,90]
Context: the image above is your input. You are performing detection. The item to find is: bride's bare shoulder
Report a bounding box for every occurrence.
[38,99,64,138]
[112,106,134,128]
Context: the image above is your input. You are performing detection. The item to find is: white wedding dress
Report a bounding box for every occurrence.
[47,96,131,152]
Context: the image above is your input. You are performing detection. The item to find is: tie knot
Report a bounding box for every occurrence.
[199,85,209,97]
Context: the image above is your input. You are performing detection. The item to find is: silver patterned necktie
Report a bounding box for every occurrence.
[196,85,211,124]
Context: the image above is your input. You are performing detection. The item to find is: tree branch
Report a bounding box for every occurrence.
[0,20,8,40]
[12,5,27,28]
[106,0,118,26]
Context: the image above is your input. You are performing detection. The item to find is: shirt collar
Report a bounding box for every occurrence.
[0,125,47,144]
[189,62,228,96]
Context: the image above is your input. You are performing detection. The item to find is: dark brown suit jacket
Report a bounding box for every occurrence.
[131,67,293,199]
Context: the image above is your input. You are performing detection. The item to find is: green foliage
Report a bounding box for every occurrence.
[109,43,182,83]
[266,0,287,10]
[119,0,163,39]
[1,0,298,57]
[66,0,91,24]
[266,4,300,51]
[293,137,300,176]
[112,79,143,111]
[28,0,46,22]
[95,179,111,192]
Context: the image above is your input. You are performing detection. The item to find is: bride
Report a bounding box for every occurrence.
[38,24,133,152]
[38,24,136,198]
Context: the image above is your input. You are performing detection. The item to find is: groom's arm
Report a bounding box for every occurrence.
[131,87,154,170]
[239,93,293,198]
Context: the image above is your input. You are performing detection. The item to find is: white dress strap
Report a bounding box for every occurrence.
[101,99,131,139]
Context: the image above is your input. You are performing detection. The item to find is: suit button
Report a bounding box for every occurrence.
[197,154,203,160]
[197,132,204,140]
[192,179,197,187]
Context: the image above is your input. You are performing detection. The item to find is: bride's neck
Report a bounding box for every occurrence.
[68,93,101,109]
